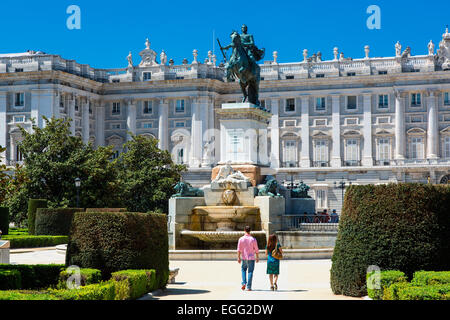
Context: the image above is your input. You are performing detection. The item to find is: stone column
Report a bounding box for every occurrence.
[190,97,206,167]
[330,95,341,167]
[95,103,105,147]
[362,93,373,166]
[82,98,90,144]
[9,136,16,163]
[202,97,215,167]
[126,99,136,142]
[158,99,169,151]
[300,96,310,167]
[53,91,61,119]
[69,94,76,136]
[0,92,7,165]
[426,90,439,159]
[270,98,280,168]
[394,91,406,160]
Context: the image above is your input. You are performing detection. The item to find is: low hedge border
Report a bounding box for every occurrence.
[397,284,450,300]
[111,269,156,300]
[366,270,407,300]
[58,268,102,289]
[411,271,450,286]
[3,235,68,249]
[0,270,21,290]
[0,264,64,289]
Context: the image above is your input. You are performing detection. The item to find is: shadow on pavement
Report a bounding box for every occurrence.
[155,288,211,296]
[251,289,308,293]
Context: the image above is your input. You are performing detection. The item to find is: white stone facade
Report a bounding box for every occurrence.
[1,29,450,213]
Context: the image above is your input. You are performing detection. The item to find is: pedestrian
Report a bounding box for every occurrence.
[265,234,283,291]
[330,209,339,223]
[237,225,259,291]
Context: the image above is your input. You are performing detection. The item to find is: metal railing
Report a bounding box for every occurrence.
[281,214,339,231]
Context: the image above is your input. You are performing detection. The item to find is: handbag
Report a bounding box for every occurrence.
[271,245,283,260]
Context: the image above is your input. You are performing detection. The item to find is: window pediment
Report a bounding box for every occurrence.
[407,127,426,135]
[342,129,361,137]
[311,130,330,138]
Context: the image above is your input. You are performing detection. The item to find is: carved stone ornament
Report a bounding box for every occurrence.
[139,38,158,67]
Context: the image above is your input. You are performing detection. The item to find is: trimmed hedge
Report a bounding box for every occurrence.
[85,208,127,213]
[0,270,21,290]
[331,183,450,297]
[58,268,102,289]
[0,264,64,289]
[411,271,450,286]
[366,270,407,300]
[66,211,168,288]
[35,208,84,236]
[3,235,68,249]
[111,269,156,300]
[397,284,450,300]
[0,290,59,300]
[0,207,9,236]
[382,282,410,300]
[49,281,117,300]
[27,199,47,235]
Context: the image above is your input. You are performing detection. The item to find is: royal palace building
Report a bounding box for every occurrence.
[1,29,450,213]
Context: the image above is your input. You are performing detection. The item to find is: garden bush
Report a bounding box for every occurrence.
[330,183,450,297]
[0,290,59,300]
[0,270,21,290]
[49,281,117,300]
[66,211,168,288]
[35,208,84,236]
[366,270,407,300]
[58,268,102,289]
[397,284,450,300]
[0,207,9,235]
[382,282,410,300]
[3,235,68,249]
[27,199,47,235]
[411,271,450,286]
[0,264,64,289]
[111,269,156,300]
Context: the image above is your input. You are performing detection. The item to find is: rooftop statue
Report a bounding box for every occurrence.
[218,24,265,107]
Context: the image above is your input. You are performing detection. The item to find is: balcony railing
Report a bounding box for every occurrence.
[374,160,391,166]
[342,160,361,167]
[312,160,330,167]
[281,215,339,231]
[281,161,298,168]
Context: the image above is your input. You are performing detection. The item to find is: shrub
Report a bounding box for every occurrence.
[50,281,117,300]
[58,268,102,289]
[330,183,450,297]
[111,269,156,300]
[0,207,9,235]
[397,284,450,300]
[27,199,47,235]
[0,270,21,290]
[411,271,450,286]
[35,208,84,236]
[366,270,407,300]
[382,282,410,300]
[0,290,59,300]
[85,208,127,213]
[66,211,168,288]
[0,264,64,289]
[3,235,68,249]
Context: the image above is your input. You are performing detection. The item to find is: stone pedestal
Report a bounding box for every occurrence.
[0,240,10,264]
[168,197,205,250]
[254,196,285,238]
[285,198,316,215]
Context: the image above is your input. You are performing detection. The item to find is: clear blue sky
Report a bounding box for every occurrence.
[0,0,448,69]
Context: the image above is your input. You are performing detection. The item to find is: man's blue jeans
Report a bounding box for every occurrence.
[241,260,255,289]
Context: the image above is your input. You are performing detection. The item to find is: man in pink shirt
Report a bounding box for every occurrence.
[237,225,259,291]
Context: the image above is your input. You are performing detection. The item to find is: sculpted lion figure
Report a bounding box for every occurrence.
[172,181,204,198]
[291,182,311,198]
[258,179,281,197]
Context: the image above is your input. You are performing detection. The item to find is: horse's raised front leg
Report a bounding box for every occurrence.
[239,80,247,103]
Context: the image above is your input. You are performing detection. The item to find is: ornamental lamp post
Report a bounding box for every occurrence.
[75,178,81,208]
[334,177,352,206]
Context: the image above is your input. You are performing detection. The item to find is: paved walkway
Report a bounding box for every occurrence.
[9,249,360,300]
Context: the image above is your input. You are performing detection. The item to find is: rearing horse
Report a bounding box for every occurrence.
[224,31,261,106]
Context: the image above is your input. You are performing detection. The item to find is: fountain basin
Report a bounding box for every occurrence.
[190,206,260,231]
[181,230,266,242]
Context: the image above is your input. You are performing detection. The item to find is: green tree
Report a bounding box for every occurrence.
[5,117,121,223]
[0,145,9,204]
[116,134,185,213]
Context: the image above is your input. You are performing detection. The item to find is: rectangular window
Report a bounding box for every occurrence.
[345,118,358,125]
[284,120,296,127]
[410,137,424,159]
[286,75,294,80]
[314,119,327,126]
[378,138,390,161]
[378,70,388,75]
[111,123,121,129]
[444,136,450,158]
[411,93,421,106]
[445,92,450,106]
[143,72,152,81]
[260,100,265,108]
[112,102,121,115]
[411,116,423,123]
[15,68,23,73]
[378,95,389,108]
[347,72,356,77]
[284,140,297,166]
[345,139,359,163]
[142,122,153,129]
[75,99,79,112]
[347,96,357,110]
[175,99,185,113]
[316,74,325,78]
[143,101,153,114]
[314,140,328,163]
[15,92,24,107]
[175,121,185,128]
[14,116,25,123]
[176,148,184,164]
[285,98,295,112]
[316,97,326,111]
[315,189,327,209]
[112,79,120,83]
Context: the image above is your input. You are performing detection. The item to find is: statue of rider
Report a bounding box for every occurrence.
[240,24,262,76]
